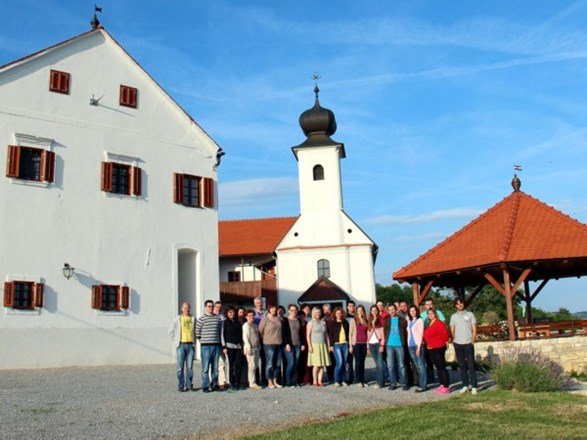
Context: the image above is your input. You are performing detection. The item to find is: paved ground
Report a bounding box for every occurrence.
[1,360,492,439]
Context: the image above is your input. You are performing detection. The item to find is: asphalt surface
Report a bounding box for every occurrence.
[0,360,492,439]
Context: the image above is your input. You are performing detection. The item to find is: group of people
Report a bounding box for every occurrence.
[169,296,479,395]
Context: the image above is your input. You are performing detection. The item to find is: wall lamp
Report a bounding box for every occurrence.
[62,263,75,280]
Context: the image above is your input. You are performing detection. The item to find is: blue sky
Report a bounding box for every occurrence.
[2,1,586,312]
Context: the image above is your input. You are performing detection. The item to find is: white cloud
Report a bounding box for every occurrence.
[364,207,481,225]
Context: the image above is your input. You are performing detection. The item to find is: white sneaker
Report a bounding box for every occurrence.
[373,384,381,389]
[342,382,348,387]
[471,387,478,395]
[459,386,469,394]
[334,383,341,388]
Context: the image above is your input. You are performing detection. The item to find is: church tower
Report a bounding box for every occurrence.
[275,86,377,307]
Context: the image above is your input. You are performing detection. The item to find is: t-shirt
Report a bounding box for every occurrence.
[180,315,194,343]
[450,311,477,344]
[338,324,347,344]
[420,308,446,326]
[386,317,402,347]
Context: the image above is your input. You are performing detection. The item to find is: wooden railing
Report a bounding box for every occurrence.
[517,319,587,339]
[219,279,277,303]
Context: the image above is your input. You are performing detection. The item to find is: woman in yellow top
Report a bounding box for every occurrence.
[327,307,350,387]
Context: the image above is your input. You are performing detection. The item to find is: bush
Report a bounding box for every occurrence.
[490,347,570,392]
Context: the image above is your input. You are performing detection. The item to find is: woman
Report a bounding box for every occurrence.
[306,306,331,386]
[327,307,350,387]
[349,305,368,387]
[222,306,245,390]
[282,304,305,387]
[423,309,450,394]
[407,305,427,392]
[242,309,262,390]
[367,305,386,388]
[258,305,283,388]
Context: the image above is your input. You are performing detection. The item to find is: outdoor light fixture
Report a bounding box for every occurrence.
[62,263,75,280]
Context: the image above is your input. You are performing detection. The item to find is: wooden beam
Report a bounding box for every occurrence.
[503,269,516,341]
[511,267,532,293]
[484,272,506,296]
[412,282,420,307]
[530,278,549,302]
[465,284,484,308]
[416,280,434,306]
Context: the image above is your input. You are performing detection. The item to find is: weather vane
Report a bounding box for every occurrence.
[95,4,103,13]
[514,164,522,171]
[311,73,321,98]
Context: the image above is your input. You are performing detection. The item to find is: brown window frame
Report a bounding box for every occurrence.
[4,281,44,309]
[49,69,70,94]
[6,145,55,183]
[173,173,215,208]
[101,162,141,196]
[119,85,138,108]
[91,285,130,311]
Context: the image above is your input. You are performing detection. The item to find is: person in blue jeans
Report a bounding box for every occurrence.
[282,304,305,387]
[195,300,223,393]
[384,304,408,390]
[407,305,427,392]
[327,307,350,387]
[169,302,196,392]
[367,305,386,388]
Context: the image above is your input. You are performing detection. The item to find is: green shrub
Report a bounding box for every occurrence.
[490,347,570,392]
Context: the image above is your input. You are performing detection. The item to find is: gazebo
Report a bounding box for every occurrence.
[393,176,587,340]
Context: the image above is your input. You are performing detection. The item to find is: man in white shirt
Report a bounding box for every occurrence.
[450,298,478,395]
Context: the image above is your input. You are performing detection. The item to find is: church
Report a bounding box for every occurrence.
[219,86,377,308]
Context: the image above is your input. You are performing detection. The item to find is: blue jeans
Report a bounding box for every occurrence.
[176,343,194,389]
[369,343,385,387]
[284,345,301,386]
[200,344,220,389]
[408,345,427,390]
[264,344,282,380]
[333,343,349,384]
[386,345,406,386]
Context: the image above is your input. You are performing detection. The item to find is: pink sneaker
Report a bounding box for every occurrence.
[434,385,450,394]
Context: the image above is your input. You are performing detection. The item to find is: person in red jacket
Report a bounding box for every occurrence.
[423,309,451,394]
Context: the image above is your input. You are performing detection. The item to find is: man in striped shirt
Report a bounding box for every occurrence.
[196,299,223,393]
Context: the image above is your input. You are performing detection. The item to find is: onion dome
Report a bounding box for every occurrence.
[299,86,337,137]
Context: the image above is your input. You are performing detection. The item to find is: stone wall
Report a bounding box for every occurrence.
[445,335,587,373]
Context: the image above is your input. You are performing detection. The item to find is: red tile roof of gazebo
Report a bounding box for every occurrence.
[393,188,587,286]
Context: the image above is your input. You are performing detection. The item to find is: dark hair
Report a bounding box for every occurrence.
[204,300,214,307]
[408,305,420,321]
[332,307,346,321]
[454,298,465,306]
[355,305,367,325]
[214,301,222,306]
[237,306,246,314]
[288,304,299,311]
[224,305,235,318]
[368,305,381,329]
[245,309,255,317]
[347,300,355,306]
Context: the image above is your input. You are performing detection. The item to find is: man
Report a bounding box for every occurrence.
[322,303,332,321]
[384,304,408,390]
[397,300,413,386]
[397,301,409,319]
[253,296,265,326]
[213,300,228,389]
[345,301,356,385]
[169,302,196,392]
[196,299,223,393]
[420,298,446,384]
[450,298,478,395]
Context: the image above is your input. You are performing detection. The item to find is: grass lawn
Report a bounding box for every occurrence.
[244,390,587,439]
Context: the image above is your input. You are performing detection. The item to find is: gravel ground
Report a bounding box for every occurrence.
[1,359,491,439]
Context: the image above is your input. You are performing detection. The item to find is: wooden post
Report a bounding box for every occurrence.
[412,282,420,307]
[524,280,533,324]
[503,269,516,340]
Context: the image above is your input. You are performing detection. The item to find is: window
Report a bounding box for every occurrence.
[313,164,324,181]
[49,69,70,94]
[228,271,241,282]
[101,162,141,196]
[317,259,330,278]
[4,281,44,309]
[6,145,55,182]
[119,85,138,108]
[173,174,215,208]
[91,285,129,311]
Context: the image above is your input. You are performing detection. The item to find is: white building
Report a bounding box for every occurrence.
[0,24,221,369]
[275,86,377,307]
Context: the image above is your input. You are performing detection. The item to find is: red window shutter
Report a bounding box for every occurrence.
[119,286,130,310]
[173,173,183,203]
[49,70,70,94]
[203,177,214,208]
[40,150,56,183]
[131,166,142,196]
[91,285,103,309]
[101,162,113,192]
[33,283,44,308]
[3,281,15,307]
[6,145,20,178]
[120,86,138,108]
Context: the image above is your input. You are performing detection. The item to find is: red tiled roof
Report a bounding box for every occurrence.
[219,217,297,257]
[393,190,587,283]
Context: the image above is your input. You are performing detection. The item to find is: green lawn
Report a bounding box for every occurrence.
[244,390,587,439]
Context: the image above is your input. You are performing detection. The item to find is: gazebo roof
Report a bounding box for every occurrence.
[393,182,587,287]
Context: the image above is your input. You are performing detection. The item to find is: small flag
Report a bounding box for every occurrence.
[514,164,522,171]
[95,5,103,13]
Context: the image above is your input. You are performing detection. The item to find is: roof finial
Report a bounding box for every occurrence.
[311,72,321,100]
[91,4,103,30]
[511,174,521,192]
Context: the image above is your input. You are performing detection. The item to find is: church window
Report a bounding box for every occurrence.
[6,145,55,183]
[313,164,324,181]
[49,69,70,94]
[91,285,129,311]
[317,259,330,278]
[4,281,44,309]
[119,85,138,108]
[101,162,142,196]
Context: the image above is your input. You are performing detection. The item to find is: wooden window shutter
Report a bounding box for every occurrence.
[203,177,214,208]
[40,150,56,183]
[91,285,103,309]
[173,173,183,203]
[6,145,20,177]
[131,166,142,196]
[120,86,138,108]
[118,286,130,310]
[3,281,15,307]
[49,70,70,94]
[101,162,113,192]
[33,283,44,308]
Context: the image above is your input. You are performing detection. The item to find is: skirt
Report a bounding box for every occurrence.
[307,343,331,367]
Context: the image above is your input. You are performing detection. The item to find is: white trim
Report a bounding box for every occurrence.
[104,150,140,167]
[13,133,54,150]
